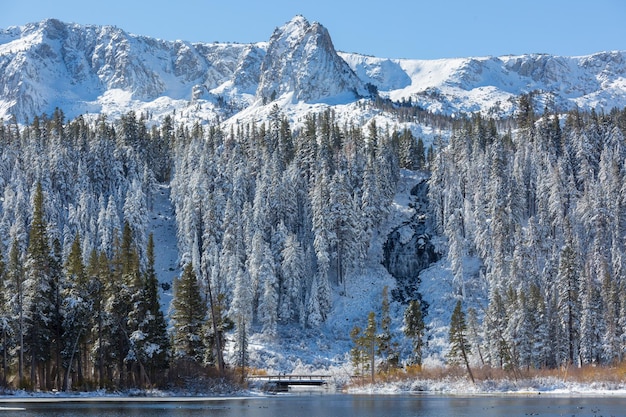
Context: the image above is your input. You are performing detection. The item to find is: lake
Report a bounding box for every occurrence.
[1,394,624,416]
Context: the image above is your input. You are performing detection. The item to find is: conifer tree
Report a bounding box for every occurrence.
[448,300,474,383]
[0,245,9,387]
[128,234,169,386]
[349,325,366,376]
[378,286,396,369]
[258,247,278,339]
[350,311,378,382]
[234,314,248,384]
[403,299,425,366]
[204,293,232,369]
[364,311,378,383]
[279,233,305,323]
[8,239,24,387]
[61,233,90,391]
[87,249,109,389]
[103,222,138,387]
[24,182,55,389]
[556,232,580,366]
[171,263,207,363]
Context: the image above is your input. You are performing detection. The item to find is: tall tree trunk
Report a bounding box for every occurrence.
[18,294,23,387]
[1,327,7,387]
[460,343,475,384]
[63,328,82,391]
[207,279,225,376]
[370,338,375,383]
[98,313,104,389]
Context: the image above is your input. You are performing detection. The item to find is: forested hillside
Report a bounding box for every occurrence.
[429,99,626,369]
[0,103,425,390]
[1,93,625,391]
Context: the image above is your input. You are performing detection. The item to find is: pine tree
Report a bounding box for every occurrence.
[279,233,305,323]
[350,325,366,376]
[349,311,379,382]
[102,222,138,388]
[378,286,396,369]
[24,182,56,389]
[328,169,359,290]
[403,299,425,366]
[8,239,25,387]
[87,249,109,389]
[466,307,485,366]
[0,244,9,387]
[127,234,169,386]
[364,311,378,383]
[233,314,249,384]
[171,264,207,363]
[61,233,90,391]
[258,247,278,339]
[447,300,474,383]
[556,231,580,366]
[203,293,233,369]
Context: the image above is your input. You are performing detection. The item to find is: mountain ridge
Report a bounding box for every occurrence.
[1,16,625,124]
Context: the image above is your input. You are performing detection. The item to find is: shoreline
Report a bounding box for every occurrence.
[0,395,263,403]
[2,387,626,402]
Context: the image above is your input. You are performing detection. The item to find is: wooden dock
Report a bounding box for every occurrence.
[248,374,332,392]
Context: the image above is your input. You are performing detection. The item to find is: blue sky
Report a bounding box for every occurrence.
[1,0,624,59]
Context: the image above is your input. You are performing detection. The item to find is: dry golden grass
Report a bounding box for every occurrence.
[346,362,626,387]
[528,362,626,384]
[246,367,268,376]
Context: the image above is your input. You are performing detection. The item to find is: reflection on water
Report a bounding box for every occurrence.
[1,394,625,417]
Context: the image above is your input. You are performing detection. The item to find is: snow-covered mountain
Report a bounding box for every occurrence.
[257,15,367,103]
[1,16,625,124]
[342,51,626,116]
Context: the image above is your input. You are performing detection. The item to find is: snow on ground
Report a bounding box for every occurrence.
[144,171,625,397]
[149,184,180,313]
[147,168,452,378]
[347,377,626,396]
[219,169,435,381]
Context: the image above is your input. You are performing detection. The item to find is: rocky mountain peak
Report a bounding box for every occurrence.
[256,16,366,103]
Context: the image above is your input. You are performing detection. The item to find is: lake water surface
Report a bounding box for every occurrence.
[2,394,624,416]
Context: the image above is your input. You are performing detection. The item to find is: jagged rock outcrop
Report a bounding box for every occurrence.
[256,15,367,103]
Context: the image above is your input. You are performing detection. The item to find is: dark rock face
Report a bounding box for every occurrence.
[382,179,439,306]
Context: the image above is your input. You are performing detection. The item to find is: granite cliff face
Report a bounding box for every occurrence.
[382,179,439,305]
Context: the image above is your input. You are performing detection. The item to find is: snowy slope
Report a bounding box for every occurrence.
[340,51,626,117]
[1,17,625,126]
[221,169,457,375]
[0,18,265,122]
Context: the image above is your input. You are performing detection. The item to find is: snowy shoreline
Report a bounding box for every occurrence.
[345,377,626,397]
[0,394,260,403]
[2,380,626,402]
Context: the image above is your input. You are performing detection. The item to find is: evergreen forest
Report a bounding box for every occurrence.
[0,97,625,391]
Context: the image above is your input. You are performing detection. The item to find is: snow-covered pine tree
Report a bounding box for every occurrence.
[61,233,91,391]
[23,182,57,389]
[279,233,305,324]
[403,299,425,366]
[127,234,169,386]
[0,245,9,387]
[447,300,474,383]
[170,263,207,364]
[258,246,278,339]
[555,224,581,366]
